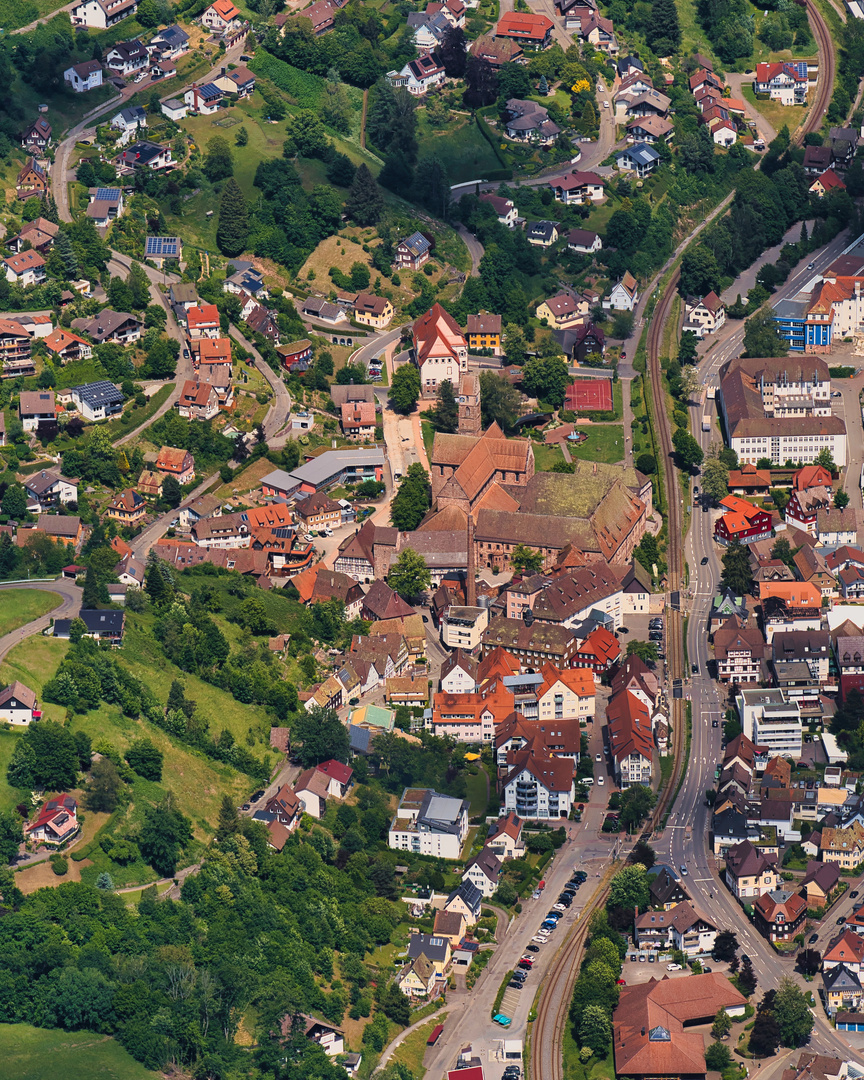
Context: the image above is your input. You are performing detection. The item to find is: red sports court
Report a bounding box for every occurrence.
[564,376,613,412]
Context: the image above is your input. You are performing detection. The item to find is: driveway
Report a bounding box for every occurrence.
[724,73,778,146]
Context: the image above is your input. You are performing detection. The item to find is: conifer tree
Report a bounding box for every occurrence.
[345,164,384,226]
[216,178,249,257]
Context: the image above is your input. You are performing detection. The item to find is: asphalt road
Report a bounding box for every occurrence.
[0,579,82,662]
[228,324,293,442]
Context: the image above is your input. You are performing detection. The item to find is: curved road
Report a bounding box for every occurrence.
[0,579,82,663]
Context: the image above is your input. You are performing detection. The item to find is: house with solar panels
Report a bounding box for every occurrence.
[86,187,124,227]
[118,141,173,171]
[71,381,125,422]
[145,236,181,268]
[184,83,223,115]
[395,231,431,271]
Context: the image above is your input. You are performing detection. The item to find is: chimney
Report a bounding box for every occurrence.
[466,513,477,607]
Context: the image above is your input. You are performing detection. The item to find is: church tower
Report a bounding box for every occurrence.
[458,372,482,436]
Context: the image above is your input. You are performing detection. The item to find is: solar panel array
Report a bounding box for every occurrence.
[146,236,180,256]
[94,187,122,202]
[789,61,808,79]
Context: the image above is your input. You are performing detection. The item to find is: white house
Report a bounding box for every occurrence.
[201,0,242,33]
[5,251,46,287]
[63,60,104,92]
[616,142,661,178]
[501,751,575,820]
[161,98,188,121]
[389,52,446,95]
[567,228,602,255]
[753,61,807,106]
[0,681,38,725]
[184,83,223,115]
[712,120,738,146]
[486,812,525,860]
[549,170,605,205]
[110,105,147,146]
[388,788,469,858]
[684,291,726,337]
[462,848,502,897]
[71,0,138,28]
[479,192,519,227]
[440,650,477,693]
[603,271,639,311]
[105,39,149,76]
[634,901,718,957]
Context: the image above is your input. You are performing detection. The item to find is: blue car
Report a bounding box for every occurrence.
[541,919,558,930]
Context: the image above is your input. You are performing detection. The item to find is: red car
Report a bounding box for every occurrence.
[616,979,626,985]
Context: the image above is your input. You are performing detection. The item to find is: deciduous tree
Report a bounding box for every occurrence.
[390,363,421,414]
[388,547,431,599]
[511,544,544,576]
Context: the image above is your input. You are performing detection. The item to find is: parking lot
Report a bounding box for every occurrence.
[620,952,730,986]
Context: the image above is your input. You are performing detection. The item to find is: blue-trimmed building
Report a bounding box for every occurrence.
[773,297,833,352]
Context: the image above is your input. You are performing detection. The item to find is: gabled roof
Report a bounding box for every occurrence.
[824,928,864,965]
[464,846,501,883]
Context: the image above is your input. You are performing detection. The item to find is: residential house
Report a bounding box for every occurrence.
[634,901,717,956]
[293,768,330,818]
[786,484,833,534]
[16,158,47,200]
[214,64,255,97]
[107,488,147,525]
[754,888,807,942]
[602,271,639,311]
[21,117,51,153]
[354,293,393,329]
[10,217,59,254]
[616,142,661,178]
[501,748,575,820]
[295,490,342,531]
[714,495,774,545]
[71,0,137,27]
[486,811,525,860]
[526,220,560,247]
[549,170,605,205]
[462,847,501,897]
[556,321,606,363]
[202,0,242,32]
[161,98,188,121]
[817,507,861,546]
[811,169,846,198]
[626,114,673,144]
[753,61,808,105]
[63,60,104,91]
[187,303,220,339]
[824,965,864,1015]
[72,310,141,345]
[432,910,466,949]
[567,228,602,254]
[19,390,56,432]
[684,292,726,337]
[150,24,190,58]
[413,302,468,397]
[469,33,524,67]
[579,11,617,51]
[494,10,553,46]
[105,40,148,76]
[724,838,779,899]
[54,609,125,645]
[44,328,92,364]
[0,681,39,725]
[821,823,864,870]
[388,788,469,859]
[536,292,586,329]
[184,83,223,115]
[25,795,79,845]
[24,470,77,510]
[606,689,654,788]
[177,379,220,420]
[118,141,173,170]
[648,865,691,910]
[503,99,560,145]
[397,954,437,998]
[823,928,864,971]
[391,52,446,96]
[714,618,765,683]
[480,192,519,227]
[407,933,451,978]
[70,380,124,421]
[395,231,431,271]
[156,446,195,484]
[444,880,483,924]
[4,251,45,287]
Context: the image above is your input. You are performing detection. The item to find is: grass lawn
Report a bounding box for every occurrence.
[213,455,274,498]
[464,765,489,818]
[106,384,174,441]
[566,424,625,464]
[562,1029,614,1080]
[416,113,503,185]
[421,419,435,459]
[0,631,252,848]
[741,84,807,137]
[532,441,565,471]
[0,589,62,637]
[0,1024,158,1079]
[389,1019,439,1079]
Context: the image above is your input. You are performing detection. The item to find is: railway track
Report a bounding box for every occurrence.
[528,10,835,1078]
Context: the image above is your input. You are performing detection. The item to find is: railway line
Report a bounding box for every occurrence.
[528,5,835,1077]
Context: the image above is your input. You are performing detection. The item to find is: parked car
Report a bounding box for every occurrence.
[808,934,819,944]
[526,945,539,953]
[638,954,646,962]
[667,963,681,970]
